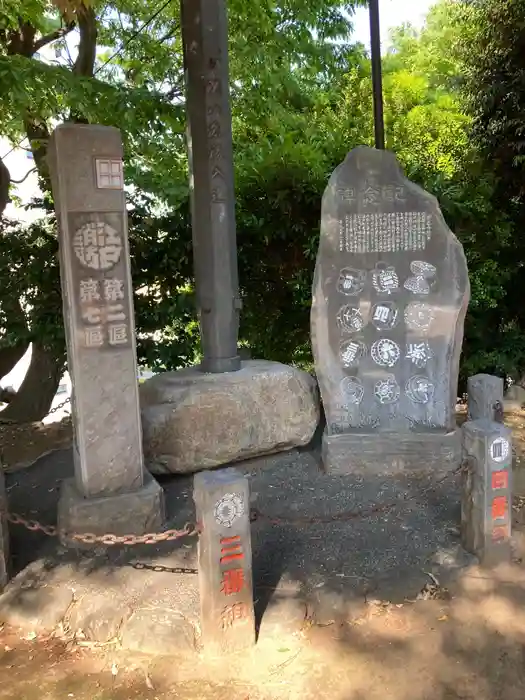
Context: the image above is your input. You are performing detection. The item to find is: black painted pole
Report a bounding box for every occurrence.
[369,0,385,150]
[180,0,241,373]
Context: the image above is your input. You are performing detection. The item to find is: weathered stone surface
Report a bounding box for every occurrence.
[322,430,461,476]
[311,146,470,474]
[468,374,504,422]
[57,473,165,547]
[48,124,145,498]
[0,466,10,591]
[140,360,319,474]
[461,419,512,566]
[194,468,255,653]
[48,123,165,539]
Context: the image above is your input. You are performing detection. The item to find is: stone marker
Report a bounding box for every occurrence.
[467,374,504,422]
[0,464,10,591]
[461,419,512,566]
[48,124,164,543]
[311,146,470,474]
[194,468,255,653]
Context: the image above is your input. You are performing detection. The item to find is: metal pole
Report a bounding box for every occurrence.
[181,0,241,373]
[369,0,385,150]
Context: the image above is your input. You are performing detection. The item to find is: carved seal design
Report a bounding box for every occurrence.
[214,493,245,528]
[371,338,401,368]
[339,339,366,368]
[406,375,435,404]
[371,262,399,295]
[374,375,400,405]
[404,260,436,296]
[490,437,510,463]
[337,306,366,334]
[404,302,435,332]
[340,376,364,405]
[371,302,399,331]
[337,268,367,296]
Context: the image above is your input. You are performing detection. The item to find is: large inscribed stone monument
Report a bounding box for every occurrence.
[311,147,470,474]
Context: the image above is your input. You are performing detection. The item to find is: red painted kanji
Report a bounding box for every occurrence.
[220,535,244,564]
[492,471,509,491]
[492,496,507,521]
[221,567,246,596]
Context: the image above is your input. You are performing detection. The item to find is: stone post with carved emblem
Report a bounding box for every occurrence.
[48,124,164,544]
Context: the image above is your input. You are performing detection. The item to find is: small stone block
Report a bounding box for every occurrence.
[193,468,255,654]
[461,419,512,567]
[322,429,461,475]
[468,374,504,422]
[0,467,10,591]
[57,473,165,547]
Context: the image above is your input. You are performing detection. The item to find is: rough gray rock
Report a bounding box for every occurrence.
[140,360,320,474]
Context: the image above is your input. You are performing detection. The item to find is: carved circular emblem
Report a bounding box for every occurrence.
[371,338,400,368]
[371,302,399,331]
[73,221,122,270]
[406,375,435,404]
[339,340,366,368]
[404,260,437,296]
[337,306,365,334]
[214,492,245,528]
[374,375,400,405]
[405,341,434,368]
[337,268,367,296]
[372,263,399,295]
[404,302,435,332]
[340,376,364,405]
[490,437,510,463]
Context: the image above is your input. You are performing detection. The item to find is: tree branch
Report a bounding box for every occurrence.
[73,4,97,77]
[10,168,37,185]
[33,22,76,53]
[0,157,9,216]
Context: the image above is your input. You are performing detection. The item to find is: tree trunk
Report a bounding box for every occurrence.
[0,343,65,423]
[0,343,28,380]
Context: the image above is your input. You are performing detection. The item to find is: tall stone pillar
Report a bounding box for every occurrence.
[180,0,241,373]
[48,124,164,543]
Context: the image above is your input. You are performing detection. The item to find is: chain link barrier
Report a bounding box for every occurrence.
[4,463,465,546]
[47,396,71,416]
[5,511,198,546]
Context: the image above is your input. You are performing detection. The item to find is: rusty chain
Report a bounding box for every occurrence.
[3,463,466,545]
[5,511,198,546]
[47,396,71,416]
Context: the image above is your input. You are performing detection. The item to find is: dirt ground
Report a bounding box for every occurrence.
[1,558,525,700]
[1,411,525,699]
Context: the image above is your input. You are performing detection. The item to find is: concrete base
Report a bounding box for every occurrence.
[322,428,462,476]
[57,473,165,547]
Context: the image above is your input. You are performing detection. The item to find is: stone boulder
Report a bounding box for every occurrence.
[140,360,320,474]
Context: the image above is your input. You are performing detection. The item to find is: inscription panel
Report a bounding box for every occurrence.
[69,212,134,351]
[311,146,470,438]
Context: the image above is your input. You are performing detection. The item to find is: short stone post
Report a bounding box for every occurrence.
[48,124,164,543]
[0,464,10,590]
[461,374,512,566]
[194,468,255,653]
[467,373,504,423]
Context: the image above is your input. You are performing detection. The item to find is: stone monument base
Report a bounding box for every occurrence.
[57,473,165,547]
[140,360,320,474]
[322,429,462,476]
